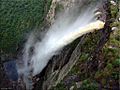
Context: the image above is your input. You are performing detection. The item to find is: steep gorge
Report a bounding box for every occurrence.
[0,0,119,90]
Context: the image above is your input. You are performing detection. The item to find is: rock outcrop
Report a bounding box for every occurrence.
[33,0,112,90]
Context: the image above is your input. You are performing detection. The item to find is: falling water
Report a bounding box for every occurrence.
[17,3,105,89]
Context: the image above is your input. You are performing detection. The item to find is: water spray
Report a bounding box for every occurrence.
[3,3,105,90]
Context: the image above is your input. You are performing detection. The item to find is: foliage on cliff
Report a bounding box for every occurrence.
[51,2,120,90]
[0,0,52,55]
[0,0,119,90]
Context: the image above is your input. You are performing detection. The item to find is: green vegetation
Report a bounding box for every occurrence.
[52,3,119,90]
[110,2,119,18]
[53,29,119,90]
[0,0,119,89]
[55,3,64,13]
[79,79,98,90]
[51,82,67,90]
[0,0,52,54]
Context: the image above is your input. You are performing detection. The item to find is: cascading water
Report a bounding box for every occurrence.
[16,3,105,89]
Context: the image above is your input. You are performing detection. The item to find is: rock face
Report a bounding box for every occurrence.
[0,0,113,90]
[33,0,112,90]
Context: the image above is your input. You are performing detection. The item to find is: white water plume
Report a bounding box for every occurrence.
[30,8,104,76]
[17,3,105,89]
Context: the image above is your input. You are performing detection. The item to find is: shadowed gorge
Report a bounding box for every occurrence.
[0,0,119,90]
[17,5,105,88]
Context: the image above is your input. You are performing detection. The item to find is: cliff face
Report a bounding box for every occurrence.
[0,0,119,90]
[33,0,114,90]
